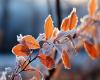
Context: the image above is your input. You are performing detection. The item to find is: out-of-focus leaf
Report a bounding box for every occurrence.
[95,11,100,20]
[12,73,22,80]
[36,62,49,76]
[12,44,29,56]
[61,50,71,69]
[44,15,54,40]
[20,67,44,80]
[28,69,44,80]
[84,40,98,60]
[88,0,97,17]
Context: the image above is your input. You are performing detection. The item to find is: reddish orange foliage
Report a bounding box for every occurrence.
[12,44,29,56]
[60,8,78,31]
[12,35,40,56]
[69,8,78,30]
[84,41,98,60]
[61,17,70,31]
[22,35,40,49]
[61,50,71,69]
[44,15,54,40]
[38,54,55,69]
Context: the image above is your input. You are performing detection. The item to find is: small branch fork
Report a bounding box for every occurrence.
[11,53,39,80]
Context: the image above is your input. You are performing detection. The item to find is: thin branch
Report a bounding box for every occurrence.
[11,53,38,80]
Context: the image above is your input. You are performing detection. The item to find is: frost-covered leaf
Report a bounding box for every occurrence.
[61,17,70,31]
[60,8,78,31]
[69,8,78,30]
[22,35,40,49]
[38,54,55,69]
[51,28,59,40]
[61,50,71,69]
[12,44,30,56]
[44,15,54,40]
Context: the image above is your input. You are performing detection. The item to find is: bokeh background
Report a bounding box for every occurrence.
[0,0,100,80]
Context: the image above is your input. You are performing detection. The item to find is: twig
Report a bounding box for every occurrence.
[11,53,38,80]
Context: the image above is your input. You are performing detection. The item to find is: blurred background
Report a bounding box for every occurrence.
[0,0,100,80]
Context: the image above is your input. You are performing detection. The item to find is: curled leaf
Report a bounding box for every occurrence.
[84,40,98,60]
[22,35,40,49]
[61,50,71,69]
[38,54,54,69]
[12,44,30,56]
[88,0,97,17]
[61,17,70,31]
[44,15,54,40]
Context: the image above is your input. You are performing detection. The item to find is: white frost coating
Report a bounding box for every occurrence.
[72,8,76,12]
[5,67,12,72]
[16,56,26,65]
[56,29,77,41]
[16,56,25,61]
[0,71,7,80]
[17,34,23,43]
[45,14,54,24]
[36,33,46,42]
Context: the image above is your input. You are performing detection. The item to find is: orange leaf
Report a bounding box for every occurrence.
[22,35,40,49]
[84,41,98,60]
[44,15,54,40]
[88,0,97,17]
[12,44,29,56]
[60,17,70,31]
[61,50,71,69]
[38,54,54,69]
[69,8,78,30]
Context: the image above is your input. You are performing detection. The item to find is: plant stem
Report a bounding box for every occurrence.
[19,55,38,73]
[11,53,38,80]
